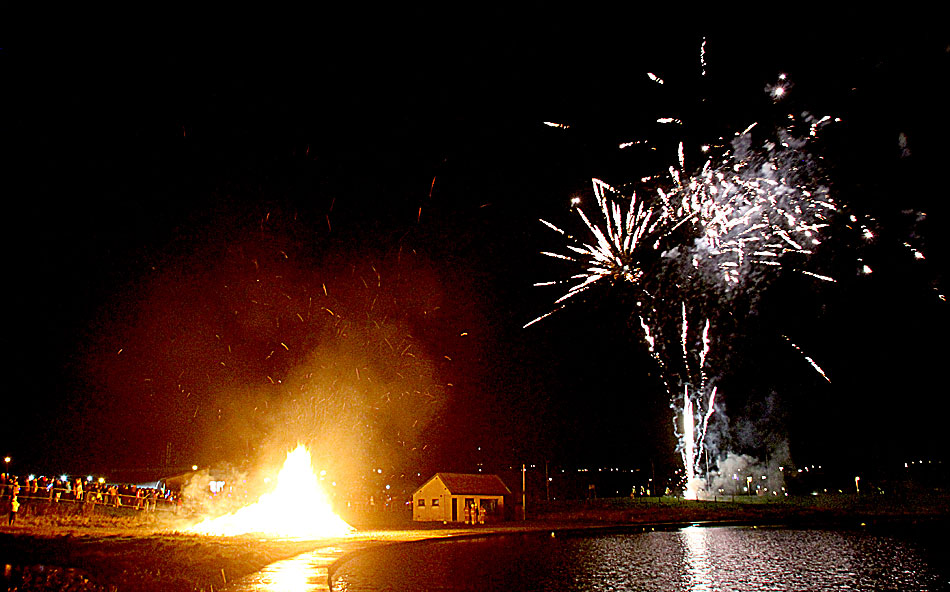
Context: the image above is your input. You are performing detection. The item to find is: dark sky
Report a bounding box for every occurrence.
[4,23,948,485]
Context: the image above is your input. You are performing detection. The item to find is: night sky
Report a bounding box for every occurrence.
[4,23,948,487]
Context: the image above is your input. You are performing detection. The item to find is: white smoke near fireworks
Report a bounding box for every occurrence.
[705,451,787,499]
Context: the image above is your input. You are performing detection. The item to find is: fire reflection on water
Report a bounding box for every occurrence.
[228,549,343,592]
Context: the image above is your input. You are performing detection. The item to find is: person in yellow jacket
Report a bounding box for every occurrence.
[8,496,19,526]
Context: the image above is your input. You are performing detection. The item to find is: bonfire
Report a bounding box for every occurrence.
[186,445,354,538]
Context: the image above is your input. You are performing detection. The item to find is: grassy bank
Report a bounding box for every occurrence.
[527,491,950,528]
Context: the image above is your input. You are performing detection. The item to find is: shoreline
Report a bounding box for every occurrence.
[1,499,947,591]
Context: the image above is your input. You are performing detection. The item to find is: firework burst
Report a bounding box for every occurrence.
[663,115,839,289]
[525,178,671,327]
[530,111,841,332]
[528,62,843,498]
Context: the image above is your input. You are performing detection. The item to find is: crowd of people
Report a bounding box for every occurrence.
[0,473,183,520]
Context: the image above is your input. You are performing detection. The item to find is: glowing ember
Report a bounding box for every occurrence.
[187,446,354,538]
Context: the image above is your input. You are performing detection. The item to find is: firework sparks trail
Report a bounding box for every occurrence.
[637,304,718,499]
[699,37,707,76]
[672,306,719,500]
[682,387,695,497]
[783,336,831,383]
[699,386,717,456]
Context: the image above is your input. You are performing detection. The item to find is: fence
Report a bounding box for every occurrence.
[10,488,180,516]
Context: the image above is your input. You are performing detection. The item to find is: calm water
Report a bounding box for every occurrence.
[330,526,949,591]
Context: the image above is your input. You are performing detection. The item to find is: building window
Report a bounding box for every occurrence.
[432,498,440,507]
[417,498,425,507]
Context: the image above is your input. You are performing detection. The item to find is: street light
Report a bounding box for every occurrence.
[3,456,10,475]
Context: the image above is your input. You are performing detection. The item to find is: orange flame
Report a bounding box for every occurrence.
[186,445,354,538]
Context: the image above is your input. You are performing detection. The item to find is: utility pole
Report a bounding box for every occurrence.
[521,464,526,521]
[545,460,550,502]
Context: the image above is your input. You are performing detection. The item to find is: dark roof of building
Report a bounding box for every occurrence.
[421,473,511,496]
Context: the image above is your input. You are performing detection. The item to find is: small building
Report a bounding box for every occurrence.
[412,473,511,523]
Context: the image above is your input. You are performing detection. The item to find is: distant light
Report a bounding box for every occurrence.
[98,477,105,484]
[61,474,68,482]
[385,484,391,490]
[192,465,199,471]
[87,475,93,482]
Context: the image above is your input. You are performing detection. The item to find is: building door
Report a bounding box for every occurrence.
[451,498,457,521]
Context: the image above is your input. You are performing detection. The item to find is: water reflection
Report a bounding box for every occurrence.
[231,547,345,592]
[330,526,947,591]
[681,526,713,592]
